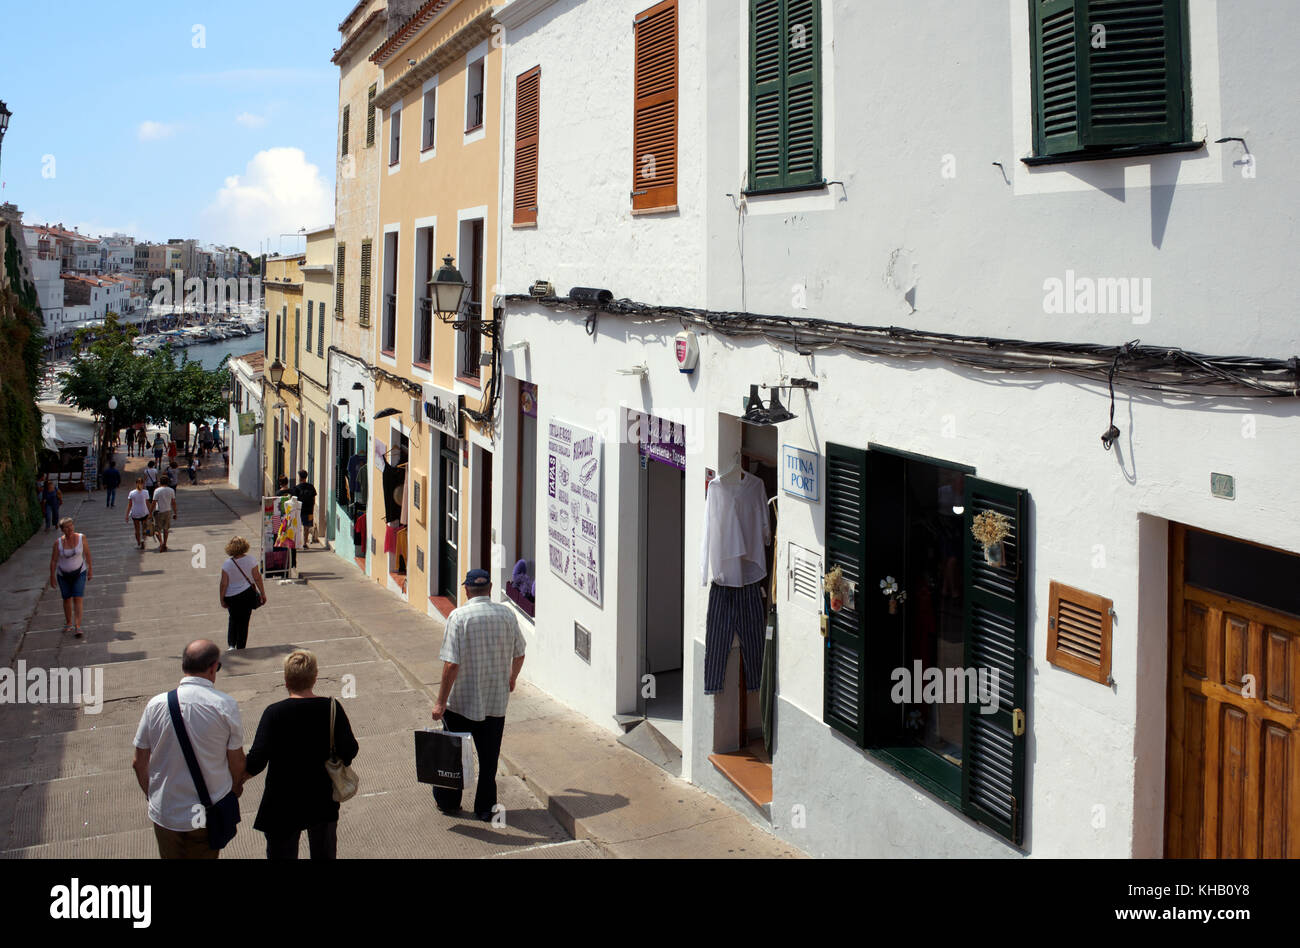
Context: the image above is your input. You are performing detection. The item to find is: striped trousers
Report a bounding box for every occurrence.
[704,581,765,695]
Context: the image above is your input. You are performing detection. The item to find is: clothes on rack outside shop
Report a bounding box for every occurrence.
[274,496,302,550]
[347,454,365,500]
[395,527,408,566]
[384,524,398,554]
[382,464,405,524]
[700,472,770,588]
[704,580,766,695]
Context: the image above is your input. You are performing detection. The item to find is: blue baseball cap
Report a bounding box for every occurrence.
[463,569,491,588]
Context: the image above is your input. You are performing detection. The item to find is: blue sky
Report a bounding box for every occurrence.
[0,1,345,254]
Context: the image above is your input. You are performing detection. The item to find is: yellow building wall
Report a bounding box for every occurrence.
[262,255,304,497]
[370,0,503,607]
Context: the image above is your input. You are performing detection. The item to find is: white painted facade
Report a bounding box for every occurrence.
[228,355,264,503]
[495,0,709,728]
[489,0,1300,858]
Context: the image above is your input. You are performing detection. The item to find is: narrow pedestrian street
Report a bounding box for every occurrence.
[0,453,800,859]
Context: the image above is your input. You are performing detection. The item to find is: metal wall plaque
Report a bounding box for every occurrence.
[574,622,591,664]
[1210,473,1236,500]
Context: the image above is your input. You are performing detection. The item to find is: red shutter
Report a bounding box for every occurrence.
[514,66,541,226]
[632,0,678,212]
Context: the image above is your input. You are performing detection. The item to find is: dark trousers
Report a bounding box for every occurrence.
[43,503,60,527]
[105,488,117,507]
[227,599,253,649]
[432,709,505,817]
[264,820,337,859]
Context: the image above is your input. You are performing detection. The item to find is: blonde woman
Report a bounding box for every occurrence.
[242,650,359,859]
[49,517,91,637]
[218,537,266,651]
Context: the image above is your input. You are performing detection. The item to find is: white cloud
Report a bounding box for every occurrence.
[137,121,178,141]
[200,148,332,252]
[235,112,269,129]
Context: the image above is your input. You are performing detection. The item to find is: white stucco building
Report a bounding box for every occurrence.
[489,0,1300,859]
[229,352,265,502]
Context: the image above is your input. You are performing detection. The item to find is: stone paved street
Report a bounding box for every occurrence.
[0,454,801,859]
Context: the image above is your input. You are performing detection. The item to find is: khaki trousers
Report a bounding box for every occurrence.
[153,823,218,859]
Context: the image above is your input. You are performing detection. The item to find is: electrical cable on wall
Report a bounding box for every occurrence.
[504,295,1299,399]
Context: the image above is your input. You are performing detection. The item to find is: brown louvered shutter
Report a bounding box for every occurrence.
[514,67,541,226]
[341,105,351,156]
[359,239,372,327]
[1047,580,1113,684]
[632,0,678,212]
[366,83,377,147]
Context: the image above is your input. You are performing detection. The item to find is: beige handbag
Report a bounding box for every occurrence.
[325,698,359,802]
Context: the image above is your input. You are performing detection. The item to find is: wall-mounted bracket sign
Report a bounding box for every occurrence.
[422,382,463,440]
[782,445,820,502]
[1210,472,1235,500]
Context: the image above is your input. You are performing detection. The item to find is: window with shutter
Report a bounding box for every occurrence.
[294,307,301,369]
[306,302,313,354]
[1030,0,1192,160]
[359,239,372,328]
[1047,581,1112,684]
[366,83,377,147]
[632,0,678,213]
[318,304,325,355]
[341,105,350,156]
[514,67,541,226]
[823,444,1031,847]
[748,0,822,194]
[335,243,346,319]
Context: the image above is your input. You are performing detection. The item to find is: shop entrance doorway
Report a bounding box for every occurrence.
[438,433,461,601]
[643,456,685,750]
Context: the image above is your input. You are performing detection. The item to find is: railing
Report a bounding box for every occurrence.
[458,300,482,380]
[415,297,432,367]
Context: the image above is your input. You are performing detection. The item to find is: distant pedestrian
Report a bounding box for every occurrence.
[189,456,200,485]
[126,431,134,457]
[292,470,317,548]
[137,428,147,455]
[430,570,526,820]
[126,477,151,549]
[153,434,164,464]
[219,536,265,650]
[169,459,181,487]
[49,516,92,637]
[167,440,178,464]
[150,476,179,552]
[132,640,246,859]
[102,459,122,508]
[38,477,62,532]
[143,460,160,499]
[242,649,358,860]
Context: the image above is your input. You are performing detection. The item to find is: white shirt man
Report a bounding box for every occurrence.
[149,480,178,550]
[132,640,245,858]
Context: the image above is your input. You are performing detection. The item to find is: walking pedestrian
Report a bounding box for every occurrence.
[126,430,134,458]
[49,516,92,637]
[188,456,200,486]
[242,650,358,859]
[136,428,147,456]
[153,434,164,465]
[131,640,246,859]
[143,460,159,500]
[38,477,62,532]
[291,470,317,548]
[167,439,178,466]
[150,476,179,552]
[102,459,122,508]
[168,460,182,489]
[219,536,265,650]
[430,570,526,820]
[126,477,151,549]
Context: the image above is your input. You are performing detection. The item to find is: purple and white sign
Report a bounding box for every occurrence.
[547,418,602,606]
[628,411,686,471]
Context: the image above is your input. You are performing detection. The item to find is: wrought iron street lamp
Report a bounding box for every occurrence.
[429,254,471,324]
[0,101,10,181]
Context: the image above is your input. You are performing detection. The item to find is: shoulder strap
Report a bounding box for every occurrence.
[230,558,254,587]
[166,689,213,808]
[329,698,337,756]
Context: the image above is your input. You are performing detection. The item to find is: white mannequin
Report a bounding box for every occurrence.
[717,451,743,485]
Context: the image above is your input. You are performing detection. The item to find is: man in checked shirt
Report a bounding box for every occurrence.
[431,569,527,821]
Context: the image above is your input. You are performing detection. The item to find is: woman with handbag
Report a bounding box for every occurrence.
[218,536,266,651]
[242,649,359,859]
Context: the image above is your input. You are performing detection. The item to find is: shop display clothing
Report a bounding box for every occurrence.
[704,581,766,695]
[382,463,405,524]
[700,472,770,587]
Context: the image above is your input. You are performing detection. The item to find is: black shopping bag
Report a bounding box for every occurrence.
[414,728,475,790]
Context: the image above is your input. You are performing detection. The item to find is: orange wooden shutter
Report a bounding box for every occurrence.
[632,0,678,212]
[1047,580,1113,684]
[514,66,541,226]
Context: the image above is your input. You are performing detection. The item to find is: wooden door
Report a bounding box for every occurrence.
[1166,524,1300,857]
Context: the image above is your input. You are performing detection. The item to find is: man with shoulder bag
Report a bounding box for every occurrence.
[132,640,246,858]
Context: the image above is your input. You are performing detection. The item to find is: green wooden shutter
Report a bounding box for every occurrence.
[749,0,821,192]
[783,0,821,187]
[1031,0,1084,155]
[824,443,869,744]
[342,105,351,156]
[749,0,784,192]
[335,243,345,319]
[1081,0,1187,146]
[366,83,378,147]
[961,478,1030,846]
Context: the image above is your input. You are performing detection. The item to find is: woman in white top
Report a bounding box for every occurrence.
[49,517,92,637]
[220,536,266,651]
[124,476,151,549]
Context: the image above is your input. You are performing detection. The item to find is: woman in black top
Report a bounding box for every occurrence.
[243,649,358,859]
